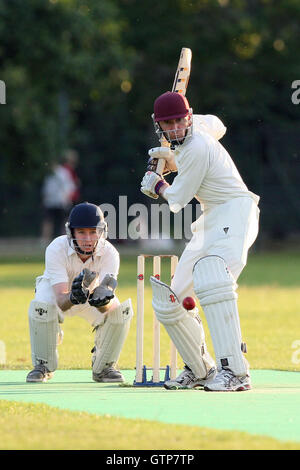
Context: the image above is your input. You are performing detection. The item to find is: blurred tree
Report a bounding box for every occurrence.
[0,0,299,239]
[117,0,300,241]
[0,0,136,234]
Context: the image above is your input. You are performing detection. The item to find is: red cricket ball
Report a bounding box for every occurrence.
[182,296,196,310]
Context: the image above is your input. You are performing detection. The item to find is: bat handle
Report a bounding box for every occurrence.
[156,158,165,176]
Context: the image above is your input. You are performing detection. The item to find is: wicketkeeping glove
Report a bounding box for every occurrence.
[88,274,117,308]
[70,268,98,305]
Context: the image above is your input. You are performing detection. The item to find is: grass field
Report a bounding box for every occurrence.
[1,248,300,450]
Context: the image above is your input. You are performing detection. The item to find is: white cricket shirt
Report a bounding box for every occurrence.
[43,235,120,288]
[164,114,259,213]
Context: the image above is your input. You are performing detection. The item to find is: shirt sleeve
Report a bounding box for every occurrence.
[193,114,227,141]
[164,137,210,213]
[99,244,120,281]
[45,244,69,286]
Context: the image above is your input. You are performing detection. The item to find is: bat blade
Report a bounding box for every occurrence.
[172,47,192,95]
[156,47,192,175]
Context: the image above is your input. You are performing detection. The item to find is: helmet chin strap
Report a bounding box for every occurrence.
[73,240,96,256]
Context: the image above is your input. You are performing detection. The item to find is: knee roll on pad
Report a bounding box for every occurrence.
[92,299,133,374]
[28,300,62,372]
[150,276,187,325]
[193,255,238,306]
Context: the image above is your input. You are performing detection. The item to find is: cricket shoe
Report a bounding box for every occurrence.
[164,366,216,390]
[26,364,54,383]
[204,369,251,392]
[93,365,125,383]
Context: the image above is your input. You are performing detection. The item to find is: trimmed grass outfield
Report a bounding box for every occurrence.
[1,400,299,451]
[0,249,300,449]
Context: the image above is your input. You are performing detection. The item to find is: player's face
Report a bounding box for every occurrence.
[73,228,99,253]
[159,117,189,142]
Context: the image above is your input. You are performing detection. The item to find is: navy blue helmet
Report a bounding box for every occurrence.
[65,202,107,254]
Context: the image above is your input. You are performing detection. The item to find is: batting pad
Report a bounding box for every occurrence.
[193,256,248,376]
[28,300,63,372]
[92,299,133,374]
[150,277,215,379]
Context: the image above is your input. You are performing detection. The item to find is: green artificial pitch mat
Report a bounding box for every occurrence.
[1,369,299,443]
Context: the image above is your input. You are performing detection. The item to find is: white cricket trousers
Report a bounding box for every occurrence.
[171,196,259,300]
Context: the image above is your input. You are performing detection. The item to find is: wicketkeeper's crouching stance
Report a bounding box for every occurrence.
[26,202,133,383]
[141,92,260,392]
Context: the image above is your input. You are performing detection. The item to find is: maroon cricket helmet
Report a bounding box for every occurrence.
[153,91,190,122]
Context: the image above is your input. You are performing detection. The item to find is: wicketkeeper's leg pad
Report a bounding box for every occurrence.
[92,299,133,374]
[150,276,215,379]
[193,255,248,376]
[28,300,63,372]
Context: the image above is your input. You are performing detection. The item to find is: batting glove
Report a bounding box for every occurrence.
[140,171,168,199]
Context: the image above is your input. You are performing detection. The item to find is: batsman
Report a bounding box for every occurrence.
[141,91,260,391]
[26,202,133,383]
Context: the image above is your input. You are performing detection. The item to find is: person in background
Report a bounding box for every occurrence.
[62,149,81,206]
[41,160,75,244]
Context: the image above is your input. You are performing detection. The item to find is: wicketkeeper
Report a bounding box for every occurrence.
[26,202,133,383]
[141,91,260,391]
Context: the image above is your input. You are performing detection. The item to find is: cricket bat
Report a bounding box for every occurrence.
[156,47,192,176]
